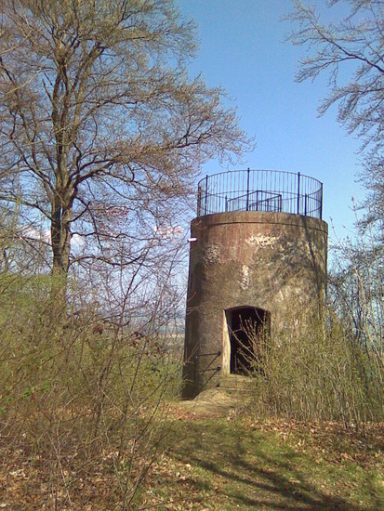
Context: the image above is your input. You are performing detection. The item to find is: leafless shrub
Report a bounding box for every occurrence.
[242,309,383,429]
[0,247,183,509]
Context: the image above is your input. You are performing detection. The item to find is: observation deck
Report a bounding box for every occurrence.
[196,169,323,220]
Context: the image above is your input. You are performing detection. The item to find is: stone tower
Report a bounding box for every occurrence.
[183,169,328,399]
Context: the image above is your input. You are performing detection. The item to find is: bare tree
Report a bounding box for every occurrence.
[290,0,384,147]
[0,0,249,288]
[290,0,384,228]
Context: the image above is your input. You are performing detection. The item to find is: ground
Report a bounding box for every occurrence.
[143,390,384,510]
[1,390,383,510]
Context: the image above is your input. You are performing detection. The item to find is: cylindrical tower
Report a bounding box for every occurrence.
[183,170,328,399]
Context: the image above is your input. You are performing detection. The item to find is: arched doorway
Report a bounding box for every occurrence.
[224,306,270,375]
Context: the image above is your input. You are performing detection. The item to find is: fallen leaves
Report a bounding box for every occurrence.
[0,414,383,510]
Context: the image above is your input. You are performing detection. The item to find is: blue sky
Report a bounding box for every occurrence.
[176,0,364,243]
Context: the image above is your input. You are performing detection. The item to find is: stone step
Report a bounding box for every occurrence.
[218,374,254,395]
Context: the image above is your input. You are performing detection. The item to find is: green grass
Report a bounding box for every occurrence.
[144,418,384,511]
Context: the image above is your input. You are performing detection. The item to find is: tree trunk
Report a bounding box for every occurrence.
[50,195,72,307]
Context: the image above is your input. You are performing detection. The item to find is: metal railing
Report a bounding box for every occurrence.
[196,169,323,219]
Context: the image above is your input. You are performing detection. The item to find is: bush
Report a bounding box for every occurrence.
[0,273,180,509]
[246,311,384,428]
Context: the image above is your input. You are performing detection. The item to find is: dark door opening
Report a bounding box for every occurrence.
[225,306,270,375]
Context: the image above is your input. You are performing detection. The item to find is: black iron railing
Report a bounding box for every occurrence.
[196,169,323,219]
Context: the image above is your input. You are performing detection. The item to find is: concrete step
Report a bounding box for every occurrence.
[218,374,254,395]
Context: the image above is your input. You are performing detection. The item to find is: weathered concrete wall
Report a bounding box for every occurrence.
[183,211,328,398]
